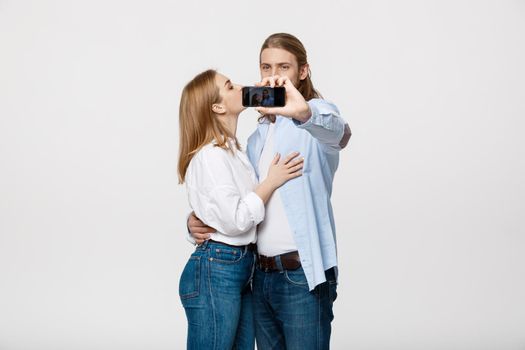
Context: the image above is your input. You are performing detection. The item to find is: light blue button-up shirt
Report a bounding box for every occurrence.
[247,98,350,290]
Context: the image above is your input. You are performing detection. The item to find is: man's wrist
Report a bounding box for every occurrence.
[294,104,312,123]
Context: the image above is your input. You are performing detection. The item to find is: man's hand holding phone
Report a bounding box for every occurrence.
[254,75,312,123]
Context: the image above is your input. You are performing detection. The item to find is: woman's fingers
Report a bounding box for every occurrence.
[286,157,304,168]
[287,162,304,174]
[282,151,300,165]
[287,170,303,179]
[272,153,281,164]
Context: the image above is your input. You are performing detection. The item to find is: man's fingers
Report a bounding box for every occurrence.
[258,77,275,88]
[191,222,213,230]
[257,75,281,88]
[188,214,204,225]
[192,232,211,240]
[256,106,285,116]
[265,75,280,87]
[276,76,287,86]
[191,225,215,234]
[256,77,271,87]
[189,216,211,229]
[255,107,269,115]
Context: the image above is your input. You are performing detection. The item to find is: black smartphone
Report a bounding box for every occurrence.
[242,86,285,107]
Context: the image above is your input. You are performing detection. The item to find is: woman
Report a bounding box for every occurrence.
[177,69,303,350]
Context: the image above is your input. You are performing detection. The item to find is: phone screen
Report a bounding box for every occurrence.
[242,87,285,107]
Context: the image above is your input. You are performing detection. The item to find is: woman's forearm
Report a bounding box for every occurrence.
[254,179,277,204]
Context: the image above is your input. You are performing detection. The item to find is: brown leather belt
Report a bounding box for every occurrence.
[256,251,301,272]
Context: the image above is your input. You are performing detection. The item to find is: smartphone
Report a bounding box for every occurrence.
[242,86,285,107]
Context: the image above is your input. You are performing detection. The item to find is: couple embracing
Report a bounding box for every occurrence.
[177,33,351,350]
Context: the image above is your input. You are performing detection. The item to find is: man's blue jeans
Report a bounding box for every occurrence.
[252,264,337,350]
[179,240,255,350]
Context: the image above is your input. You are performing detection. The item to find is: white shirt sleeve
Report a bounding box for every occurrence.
[186,147,265,236]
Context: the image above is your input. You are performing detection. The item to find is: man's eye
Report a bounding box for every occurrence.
[229,85,234,90]
[262,65,270,70]
[281,66,289,70]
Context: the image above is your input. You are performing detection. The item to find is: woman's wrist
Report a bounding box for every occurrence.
[261,178,277,192]
[255,179,276,204]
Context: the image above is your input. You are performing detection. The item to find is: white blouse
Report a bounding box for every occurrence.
[185,139,264,246]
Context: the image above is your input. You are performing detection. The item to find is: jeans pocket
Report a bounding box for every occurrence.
[179,256,200,299]
[284,268,309,287]
[210,246,244,264]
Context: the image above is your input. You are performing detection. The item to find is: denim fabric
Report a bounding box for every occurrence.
[179,240,255,349]
[252,266,337,350]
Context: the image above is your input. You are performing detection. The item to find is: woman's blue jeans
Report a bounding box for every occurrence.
[179,240,255,350]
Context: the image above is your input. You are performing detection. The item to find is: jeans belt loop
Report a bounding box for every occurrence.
[198,239,208,250]
[275,255,284,272]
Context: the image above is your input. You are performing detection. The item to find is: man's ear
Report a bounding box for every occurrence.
[299,63,309,81]
[212,103,226,115]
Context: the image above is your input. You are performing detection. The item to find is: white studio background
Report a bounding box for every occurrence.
[1,1,524,349]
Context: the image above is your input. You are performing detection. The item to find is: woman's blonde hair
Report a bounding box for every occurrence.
[177,69,240,184]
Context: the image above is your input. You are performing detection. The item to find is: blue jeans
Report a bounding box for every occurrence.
[179,240,255,350]
[252,265,337,350]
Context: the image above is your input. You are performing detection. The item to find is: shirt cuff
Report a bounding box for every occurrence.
[293,100,319,128]
[243,191,265,225]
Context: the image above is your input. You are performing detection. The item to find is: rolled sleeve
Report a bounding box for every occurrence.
[242,191,265,225]
[192,185,264,236]
[293,99,348,152]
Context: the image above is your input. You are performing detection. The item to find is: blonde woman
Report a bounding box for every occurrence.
[177,69,303,349]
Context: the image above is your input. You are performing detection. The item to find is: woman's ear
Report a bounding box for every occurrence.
[299,63,309,81]
[211,103,226,115]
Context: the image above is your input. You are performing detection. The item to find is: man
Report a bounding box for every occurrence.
[187,33,351,349]
[260,88,275,107]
